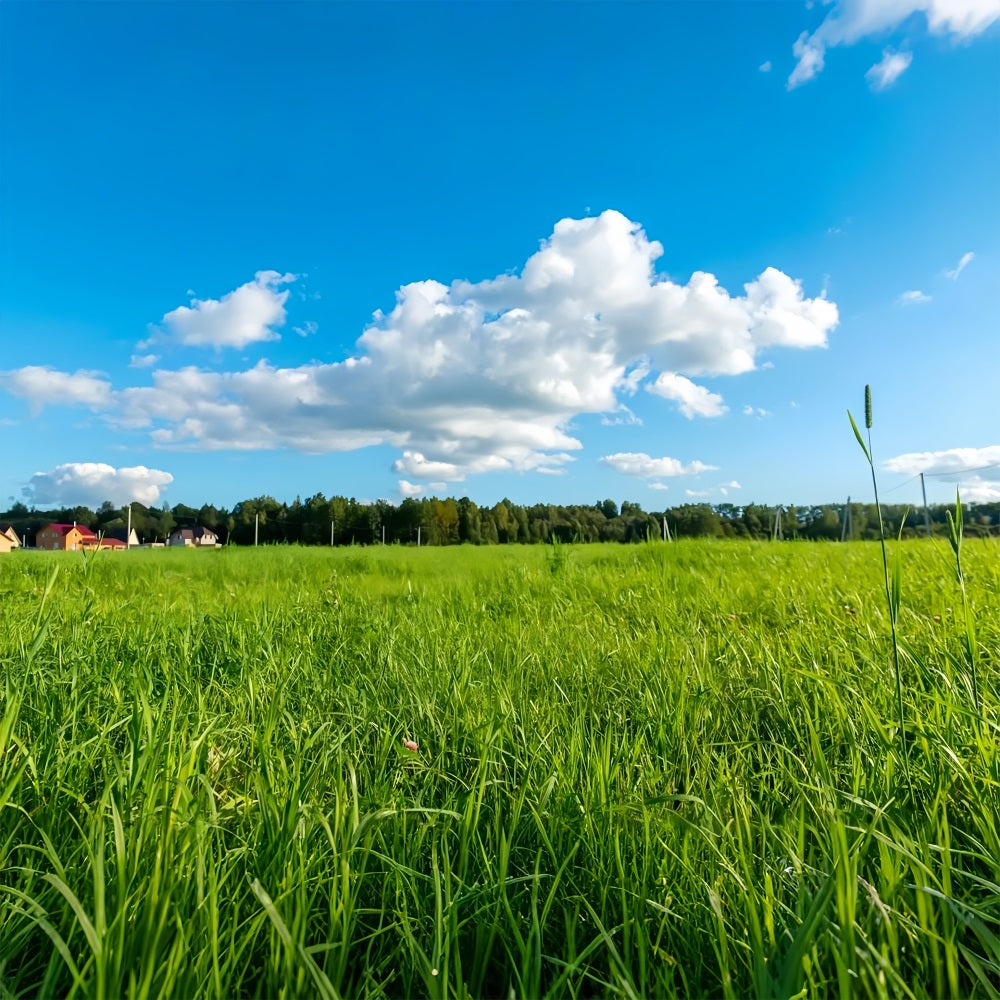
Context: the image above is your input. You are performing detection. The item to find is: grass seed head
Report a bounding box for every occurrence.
[864,384,872,429]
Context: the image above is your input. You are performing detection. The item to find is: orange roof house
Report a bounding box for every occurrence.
[0,524,21,553]
[36,523,99,552]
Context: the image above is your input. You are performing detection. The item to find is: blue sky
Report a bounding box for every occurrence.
[1,0,998,512]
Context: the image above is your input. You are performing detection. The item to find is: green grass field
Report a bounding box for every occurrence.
[1,540,998,998]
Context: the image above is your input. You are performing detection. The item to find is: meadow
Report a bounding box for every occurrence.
[0,539,997,998]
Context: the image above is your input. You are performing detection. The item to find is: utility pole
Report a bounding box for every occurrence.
[662,516,671,541]
[920,472,932,537]
[417,525,421,547]
[330,519,335,546]
[772,506,783,541]
[841,496,851,542]
[126,504,132,549]
[382,524,385,545]
[254,513,259,547]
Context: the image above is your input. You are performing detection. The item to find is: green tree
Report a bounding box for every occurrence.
[458,498,482,544]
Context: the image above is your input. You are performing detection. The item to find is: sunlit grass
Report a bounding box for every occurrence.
[1,540,998,997]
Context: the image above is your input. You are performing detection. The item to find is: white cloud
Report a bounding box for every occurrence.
[600,452,717,478]
[960,476,1000,502]
[865,47,913,89]
[898,289,932,305]
[0,212,836,483]
[742,405,771,417]
[149,270,297,349]
[759,60,773,72]
[399,480,447,497]
[0,366,113,413]
[393,450,463,482]
[22,462,173,507]
[647,372,728,418]
[944,251,975,280]
[788,0,1000,89]
[884,444,1000,476]
[789,31,827,88]
[921,0,1000,36]
[294,320,318,337]
[129,353,160,368]
[620,362,650,395]
[648,482,669,490]
[884,447,1000,504]
[722,480,743,489]
[685,489,711,498]
[601,407,642,426]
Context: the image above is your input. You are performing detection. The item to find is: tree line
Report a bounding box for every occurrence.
[2,494,998,546]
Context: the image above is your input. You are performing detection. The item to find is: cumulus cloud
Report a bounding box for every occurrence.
[960,476,1000,502]
[399,480,447,497]
[788,0,1000,89]
[884,444,1000,476]
[393,450,463,482]
[147,270,296,349]
[944,251,975,280]
[0,212,836,483]
[886,445,1000,502]
[742,405,771,417]
[647,372,727,418]
[600,452,717,478]
[898,289,932,305]
[722,479,743,489]
[866,47,913,89]
[22,462,174,507]
[0,366,113,413]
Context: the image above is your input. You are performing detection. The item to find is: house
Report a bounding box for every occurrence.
[167,525,219,547]
[36,522,99,551]
[0,523,21,553]
[98,537,127,551]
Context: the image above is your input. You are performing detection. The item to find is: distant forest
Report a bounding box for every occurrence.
[2,493,998,546]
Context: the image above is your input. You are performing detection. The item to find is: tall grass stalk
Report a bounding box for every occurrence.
[849,385,908,777]
[946,490,982,724]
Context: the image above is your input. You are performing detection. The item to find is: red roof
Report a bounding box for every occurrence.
[42,523,98,538]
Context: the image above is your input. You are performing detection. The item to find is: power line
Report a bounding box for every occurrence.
[922,462,1000,478]
[884,473,921,494]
